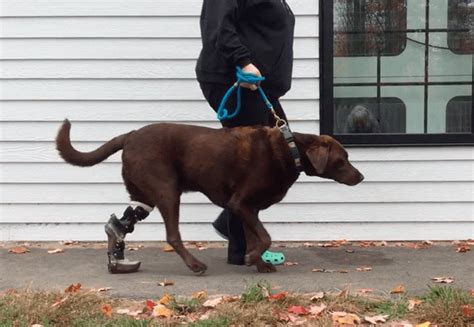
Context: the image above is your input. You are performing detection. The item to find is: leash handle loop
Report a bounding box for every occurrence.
[217,67,287,128]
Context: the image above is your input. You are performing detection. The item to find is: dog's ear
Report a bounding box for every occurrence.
[306,143,329,174]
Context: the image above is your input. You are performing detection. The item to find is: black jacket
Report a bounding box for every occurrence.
[196,0,295,97]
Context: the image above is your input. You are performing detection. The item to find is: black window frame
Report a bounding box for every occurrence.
[320,0,474,146]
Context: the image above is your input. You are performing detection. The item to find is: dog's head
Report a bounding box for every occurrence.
[304,135,364,186]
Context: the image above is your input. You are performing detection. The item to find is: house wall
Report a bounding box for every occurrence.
[1,0,473,241]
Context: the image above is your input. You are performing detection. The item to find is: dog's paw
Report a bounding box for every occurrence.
[189,261,207,275]
[256,261,277,273]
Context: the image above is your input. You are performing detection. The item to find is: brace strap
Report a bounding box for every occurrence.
[130,201,154,213]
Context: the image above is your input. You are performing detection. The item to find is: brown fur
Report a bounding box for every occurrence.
[56,120,363,273]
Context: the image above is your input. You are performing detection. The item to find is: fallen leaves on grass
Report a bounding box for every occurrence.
[365,314,388,324]
[203,296,224,308]
[390,285,406,294]
[8,246,30,254]
[64,283,82,293]
[47,248,64,254]
[310,292,325,301]
[145,300,156,311]
[152,304,172,318]
[331,311,361,325]
[308,304,326,316]
[157,280,174,287]
[192,290,208,300]
[415,322,431,327]
[356,288,373,294]
[268,292,288,301]
[159,294,173,305]
[51,294,70,308]
[431,276,454,284]
[288,305,309,315]
[470,289,474,297]
[408,299,423,311]
[461,304,473,318]
[356,266,372,272]
[101,304,113,318]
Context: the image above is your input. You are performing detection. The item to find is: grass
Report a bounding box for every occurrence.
[1,283,473,326]
[409,285,474,326]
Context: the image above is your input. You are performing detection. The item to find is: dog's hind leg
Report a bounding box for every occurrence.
[105,179,154,273]
[153,181,207,275]
[105,201,153,273]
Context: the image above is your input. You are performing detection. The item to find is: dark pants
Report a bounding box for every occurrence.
[199,82,288,264]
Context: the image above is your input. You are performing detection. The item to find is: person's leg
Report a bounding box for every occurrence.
[200,82,271,264]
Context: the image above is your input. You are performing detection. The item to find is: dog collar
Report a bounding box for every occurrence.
[279,125,304,174]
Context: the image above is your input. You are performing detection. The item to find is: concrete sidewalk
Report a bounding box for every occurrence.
[1,242,473,299]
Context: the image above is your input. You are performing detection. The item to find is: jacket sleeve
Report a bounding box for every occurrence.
[206,0,251,67]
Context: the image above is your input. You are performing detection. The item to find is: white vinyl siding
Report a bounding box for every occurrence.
[0,0,473,241]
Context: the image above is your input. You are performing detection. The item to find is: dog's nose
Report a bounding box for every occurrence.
[359,173,365,182]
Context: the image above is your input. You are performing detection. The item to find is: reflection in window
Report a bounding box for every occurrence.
[334,0,407,57]
[448,0,474,54]
[446,96,472,132]
[335,98,406,134]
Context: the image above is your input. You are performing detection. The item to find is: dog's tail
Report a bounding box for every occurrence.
[56,119,128,167]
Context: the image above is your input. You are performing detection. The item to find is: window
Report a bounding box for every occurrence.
[320,0,474,145]
[448,0,474,54]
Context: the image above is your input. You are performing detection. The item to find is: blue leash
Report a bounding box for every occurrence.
[217,67,277,122]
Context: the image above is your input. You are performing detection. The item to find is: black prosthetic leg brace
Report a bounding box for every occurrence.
[104,203,151,273]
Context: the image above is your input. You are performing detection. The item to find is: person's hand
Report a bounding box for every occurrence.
[240,63,261,91]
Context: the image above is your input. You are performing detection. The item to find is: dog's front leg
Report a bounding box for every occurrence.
[242,221,276,273]
[228,202,272,268]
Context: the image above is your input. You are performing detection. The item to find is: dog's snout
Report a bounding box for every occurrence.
[359,173,365,182]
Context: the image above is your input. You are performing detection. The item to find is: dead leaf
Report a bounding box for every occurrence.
[318,240,349,248]
[287,305,309,315]
[303,242,314,247]
[408,299,423,311]
[331,311,361,324]
[377,241,388,246]
[273,309,290,322]
[415,322,431,327]
[127,247,139,251]
[203,296,224,308]
[192,290,208,300]
[311,268,348,273]
[60,240,78,245]
[97,287,112,293]
[356,266,372,272]
[152,304,172,318]
[157,280,174,287]
[31,325,44,327]
[309,304,326,316]
[345,249,355,253]
[456,245,471,253]
[116,308,131,315]
[422,240,434,246]
[310,292,325,301]
[47,248,64,254]
[159,293,173,305]
[162,244,174,252]
[145,299,156,311]
[390,285,406,294]
[101,304,113,318]
[431,276,454,284]
[365,314,388,324]
[64,283,81,293]
[8,246,30,254]
[359,241,376,248]
[268,292,288,301]
[356,288,373,294]
[470,289,474,297]
[461,304,473,317]
[406,242,430,250]
[284,261,298,266]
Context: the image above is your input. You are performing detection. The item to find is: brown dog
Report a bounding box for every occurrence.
[56,120,363,273]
